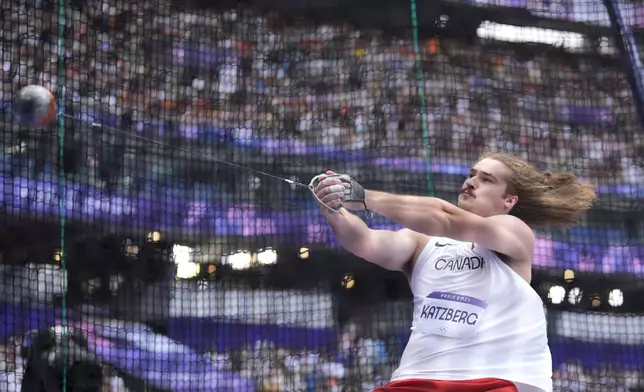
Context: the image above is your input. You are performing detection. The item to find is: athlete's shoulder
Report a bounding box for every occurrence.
[485,214,535,245]
[483,215,536,280]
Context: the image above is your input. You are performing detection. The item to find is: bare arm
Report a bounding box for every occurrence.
[365,190,535,263]
[322,207,418,271]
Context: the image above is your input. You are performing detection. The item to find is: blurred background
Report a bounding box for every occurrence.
[1,0,644,390]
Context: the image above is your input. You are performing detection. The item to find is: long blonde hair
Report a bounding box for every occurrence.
[481,152,597,228]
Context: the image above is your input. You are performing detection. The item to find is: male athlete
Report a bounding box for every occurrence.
[313,152,596,392]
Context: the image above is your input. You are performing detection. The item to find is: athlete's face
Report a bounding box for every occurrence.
[457,158,518,217]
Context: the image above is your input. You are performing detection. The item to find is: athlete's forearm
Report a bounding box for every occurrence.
[365,190,455,237]
[322,207,374,258]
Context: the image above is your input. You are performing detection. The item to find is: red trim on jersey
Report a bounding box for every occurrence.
[372,378,519,392]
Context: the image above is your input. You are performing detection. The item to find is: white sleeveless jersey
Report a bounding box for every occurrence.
[391,237,553,392]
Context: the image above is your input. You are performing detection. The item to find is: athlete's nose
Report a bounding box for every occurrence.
[463,176,477,190]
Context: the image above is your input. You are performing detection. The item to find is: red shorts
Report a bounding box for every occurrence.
[372,378,519,392]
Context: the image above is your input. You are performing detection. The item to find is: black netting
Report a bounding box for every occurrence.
[1,0,644,391]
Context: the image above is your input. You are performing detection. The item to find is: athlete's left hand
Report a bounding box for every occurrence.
[313,170,367,211]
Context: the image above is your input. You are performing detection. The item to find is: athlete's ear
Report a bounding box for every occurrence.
[504,194,518,212]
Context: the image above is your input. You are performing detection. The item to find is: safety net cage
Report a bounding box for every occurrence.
[1,0,644,390]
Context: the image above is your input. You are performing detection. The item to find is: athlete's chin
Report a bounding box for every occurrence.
[457,195,474,208]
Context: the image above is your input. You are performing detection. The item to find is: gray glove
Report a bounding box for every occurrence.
[309,173,372,217]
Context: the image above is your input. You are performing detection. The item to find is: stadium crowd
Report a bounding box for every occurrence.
[1,0,644,192]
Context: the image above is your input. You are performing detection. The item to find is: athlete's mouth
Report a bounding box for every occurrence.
[461,189,474,197]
